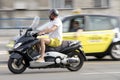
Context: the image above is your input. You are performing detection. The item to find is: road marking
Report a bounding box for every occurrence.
[82,72,120,75]
[0,51,8,55]
[85,61,120,64]
[0,41,8,44]
[0,65,7,68]
[0,64,120,75]
[0,65,120,76]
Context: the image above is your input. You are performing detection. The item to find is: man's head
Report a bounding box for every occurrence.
[73,21,79,28]
[49,9,59,20]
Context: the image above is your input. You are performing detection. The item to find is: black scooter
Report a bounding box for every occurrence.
[8,16,86,74]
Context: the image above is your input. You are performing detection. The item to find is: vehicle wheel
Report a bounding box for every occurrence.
[110,43,120,60]
[94,55,105,59]
[8,58,26,74]
[67,51,84,71]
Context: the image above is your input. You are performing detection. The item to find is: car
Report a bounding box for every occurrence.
[7,14,120,60]
[61,14,120,60]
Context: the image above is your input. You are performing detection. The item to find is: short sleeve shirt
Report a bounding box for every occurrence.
[48,17,63,41]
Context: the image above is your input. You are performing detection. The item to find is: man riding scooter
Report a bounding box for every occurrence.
[8,10,85,74]
[36,9,63,62]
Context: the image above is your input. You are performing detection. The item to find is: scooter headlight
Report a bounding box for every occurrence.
[14,42,22,48]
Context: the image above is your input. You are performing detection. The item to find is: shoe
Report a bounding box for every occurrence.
[35,58,45,62]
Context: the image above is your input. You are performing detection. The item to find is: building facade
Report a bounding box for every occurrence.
[0,0,120,28]
[0,0,120,18]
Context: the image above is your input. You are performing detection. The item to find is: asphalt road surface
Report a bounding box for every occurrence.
[1,30,120,80]
[0,54,120,80]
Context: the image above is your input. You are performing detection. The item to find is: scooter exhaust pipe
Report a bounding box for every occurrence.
[62,58,79,64]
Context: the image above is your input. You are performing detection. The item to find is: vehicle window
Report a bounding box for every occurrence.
[110,17,119,27]
[63,19,70,32]
[63,16,84,32]
[86,16,114,31]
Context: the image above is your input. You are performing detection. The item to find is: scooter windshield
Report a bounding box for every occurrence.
[29,16,40,29]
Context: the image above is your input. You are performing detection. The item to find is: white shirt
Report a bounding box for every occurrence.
[37,17,63,41]
[48,17,63,41]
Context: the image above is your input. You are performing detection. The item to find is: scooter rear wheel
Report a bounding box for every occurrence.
[67,51,84,71]
[8,58,26,74]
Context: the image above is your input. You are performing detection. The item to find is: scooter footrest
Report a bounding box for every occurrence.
[30,61,54,67]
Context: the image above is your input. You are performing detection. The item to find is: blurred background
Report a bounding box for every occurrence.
[0,0,120,53]
[0,0,120,22]
[0,0,120,29]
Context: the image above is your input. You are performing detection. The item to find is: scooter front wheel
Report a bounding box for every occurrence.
[8,58,26,74]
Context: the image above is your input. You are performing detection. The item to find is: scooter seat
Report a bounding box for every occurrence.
[45,40,80,53]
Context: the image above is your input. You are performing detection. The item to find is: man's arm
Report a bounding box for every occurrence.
[38,25,58,35]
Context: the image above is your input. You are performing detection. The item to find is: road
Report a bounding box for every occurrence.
[0,54,120,80]
[0,36,120,80]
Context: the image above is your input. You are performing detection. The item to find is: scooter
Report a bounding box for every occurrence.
[8,16,86,74]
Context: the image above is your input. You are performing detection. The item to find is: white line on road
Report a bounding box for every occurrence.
[0,51,8,55]
[0,65,120,75]
[82,72,120,75]
[0,65,7,68]
[0,40,9,44]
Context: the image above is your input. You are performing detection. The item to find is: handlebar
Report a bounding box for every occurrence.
[25,28,46,38]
